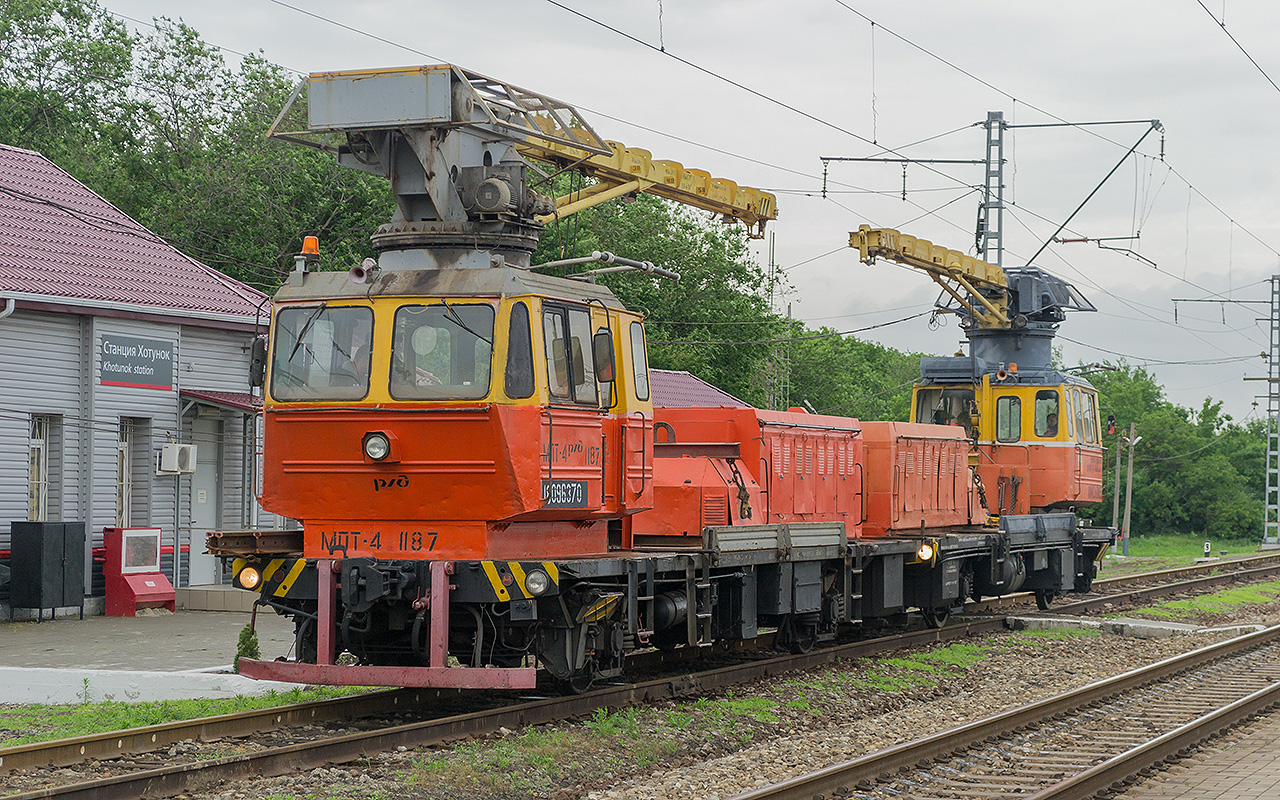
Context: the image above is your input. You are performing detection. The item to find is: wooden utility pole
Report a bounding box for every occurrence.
[1112,435,1123,532]
[1122,422,1137,556]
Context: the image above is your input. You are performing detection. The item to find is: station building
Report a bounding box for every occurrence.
[0,143,275,616]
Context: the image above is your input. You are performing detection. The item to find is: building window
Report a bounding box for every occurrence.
[28,416,50,521]
[117,419,133,527]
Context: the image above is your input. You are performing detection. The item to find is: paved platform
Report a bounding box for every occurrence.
[0,607,298,703]
[1117,711,1280,799]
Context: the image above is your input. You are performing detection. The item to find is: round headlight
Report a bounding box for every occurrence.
[524,569,551,596]
[238,566,261,590]
[363,432,390,460]
[917,542,936,562]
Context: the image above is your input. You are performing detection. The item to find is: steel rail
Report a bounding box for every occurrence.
[1052,562,1280,616]
[0,687,443,773]
[727,624,1280,800]
[968,550,1280,614]
[1024,682,1280,800]
[5,553,1277,785]
[3,618,1009,800]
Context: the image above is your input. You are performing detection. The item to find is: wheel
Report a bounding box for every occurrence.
[1035,589,1056,611]
[787,621,819,654]
[556,669,596,694]
[922,607,950,629]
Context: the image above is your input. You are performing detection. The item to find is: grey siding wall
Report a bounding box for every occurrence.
[0,310,87,545]
[180,326,261,531]
[91,317,182,587]
[3,309,270,602]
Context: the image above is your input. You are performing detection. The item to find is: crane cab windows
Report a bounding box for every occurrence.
[271,305,373,401]
[389,303,494,400]
[504,301,535,399]
[1034,390,1060,438]
[543,305,598,406]
[1080,390,1099,443]
[915,387,975,435]
[1065,389,1076,439]
[996,396,1021,442]
[630,321,650,401]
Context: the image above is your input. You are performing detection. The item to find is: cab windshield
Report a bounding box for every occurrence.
[390,303,495,400]
[271,305,373,401]
[915,387,975,436]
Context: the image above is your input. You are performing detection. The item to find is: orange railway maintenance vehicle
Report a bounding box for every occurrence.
[209,64,1114,691]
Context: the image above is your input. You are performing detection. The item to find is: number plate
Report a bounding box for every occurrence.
[542,479,589,509]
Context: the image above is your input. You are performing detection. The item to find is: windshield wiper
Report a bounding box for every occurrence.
[286,303,328,363]
[440,299,493,346]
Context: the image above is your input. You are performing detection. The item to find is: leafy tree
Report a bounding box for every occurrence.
[1085,363,1262,540]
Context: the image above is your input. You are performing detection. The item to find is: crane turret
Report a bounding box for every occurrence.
[269,64,777,272]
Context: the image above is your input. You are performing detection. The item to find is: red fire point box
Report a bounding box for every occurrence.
[103,527,176,616]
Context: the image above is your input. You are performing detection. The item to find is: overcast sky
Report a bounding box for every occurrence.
[104,0,1280,419]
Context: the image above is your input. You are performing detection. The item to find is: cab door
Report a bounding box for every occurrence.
[540,303,609,514]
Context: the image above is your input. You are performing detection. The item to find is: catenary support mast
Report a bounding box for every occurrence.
[1266,275,1280,548]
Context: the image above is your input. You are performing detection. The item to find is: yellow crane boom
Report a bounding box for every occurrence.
[520,126,777,238]
[850,225,1010,328]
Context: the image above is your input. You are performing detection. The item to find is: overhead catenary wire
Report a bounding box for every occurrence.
[1056,335,1259,366]
[649,309,933,346]
[103,0,1280,378]
[1194,0,1280,96]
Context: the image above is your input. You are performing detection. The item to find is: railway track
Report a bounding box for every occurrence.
[730,624,1280,800]
[4,553,1279,799]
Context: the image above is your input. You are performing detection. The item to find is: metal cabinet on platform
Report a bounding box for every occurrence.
[9,521,86,621]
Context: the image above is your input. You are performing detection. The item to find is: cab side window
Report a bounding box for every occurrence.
[996,395,1021,442]
[1082,392,1099,443]
[1034,390,1059,438]
[1065,388,1076,439]
[505,301,534,399]
[630,321,650,401]
[543,304,598,406]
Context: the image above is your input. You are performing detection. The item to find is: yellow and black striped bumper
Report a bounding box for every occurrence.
[456,560,561,602]
[231,556,315,600]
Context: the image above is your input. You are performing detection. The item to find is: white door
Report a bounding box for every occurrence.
[187,417,222,586]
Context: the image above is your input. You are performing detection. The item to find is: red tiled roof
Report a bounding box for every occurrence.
[180,390,262,412]
[0,144,266,319]
[650,369,750,408]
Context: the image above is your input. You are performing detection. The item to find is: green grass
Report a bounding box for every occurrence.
[1123,533,1260,559]
[0,686,368,747]
[1131,580,1280,621]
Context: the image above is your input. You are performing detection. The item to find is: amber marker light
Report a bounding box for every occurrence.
[238,566,261,590]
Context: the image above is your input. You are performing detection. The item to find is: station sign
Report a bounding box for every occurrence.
[100,334,175,390]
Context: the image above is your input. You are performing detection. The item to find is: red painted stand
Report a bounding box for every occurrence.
[103,527,176,617]
[239,560,537,689]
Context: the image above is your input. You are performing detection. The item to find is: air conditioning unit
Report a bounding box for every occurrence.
[157,443,197,475]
